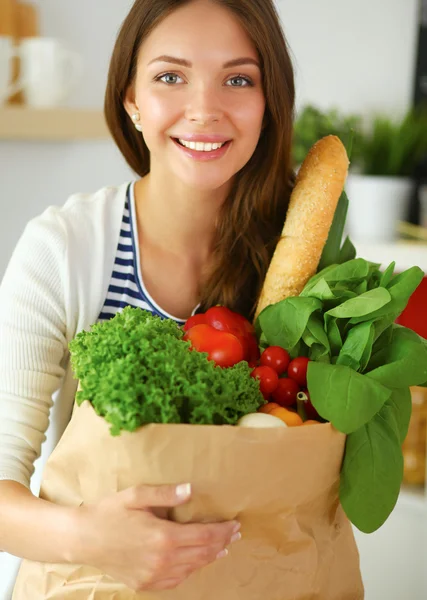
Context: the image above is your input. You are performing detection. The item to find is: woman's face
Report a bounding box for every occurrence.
[125,0,266,191]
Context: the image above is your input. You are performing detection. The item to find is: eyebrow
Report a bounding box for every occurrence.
[147,55,261,69]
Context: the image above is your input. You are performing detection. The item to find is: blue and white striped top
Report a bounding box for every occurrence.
[98,181,199,325]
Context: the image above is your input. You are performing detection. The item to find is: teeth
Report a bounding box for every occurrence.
[178,139,226,151]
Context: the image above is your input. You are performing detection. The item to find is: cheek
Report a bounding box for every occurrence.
[230,94,265,134]
[139,92,178,130]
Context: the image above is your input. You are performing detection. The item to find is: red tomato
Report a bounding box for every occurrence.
[183,313,206,332]
[246,334,260,365]
[260,346,290,376]
[205,306,244,335]
[271,377,300,407]
[183,324,244,368]
[251,366,279,398]
[204,306,258,364]
[298,390,320,420]
[287,357,311,387]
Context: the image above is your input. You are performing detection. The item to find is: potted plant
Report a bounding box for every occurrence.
[292,105,362,168]
[346,106,427,243]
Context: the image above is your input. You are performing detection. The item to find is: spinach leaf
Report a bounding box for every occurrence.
[379,262,396,287]
[318,191,349,272]
[366,325,427,388]
[337,321,375,371]
[340,401,403,533]
[257,297,322,350]
[339,236,357,264]
[387,387,412,444]
[326,287,391,319]
[307,361,391,433]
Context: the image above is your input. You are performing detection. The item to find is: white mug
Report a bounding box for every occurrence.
[0,36,24,105]
[18,37,83,108]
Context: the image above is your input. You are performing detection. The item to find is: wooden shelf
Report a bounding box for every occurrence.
[0,107,110,141]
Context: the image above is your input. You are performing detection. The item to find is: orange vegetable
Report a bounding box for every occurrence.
[269,406,303,427]
[258,402,280,414]
[302,419,321,426]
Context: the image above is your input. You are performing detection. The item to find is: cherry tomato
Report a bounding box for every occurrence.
[298,390,320,420]
[260,346,290,376]
[183,313,206,332]
[271,377,300,407]
[287,356,310,387]
[251,366,279,398]
[183,324,244,368]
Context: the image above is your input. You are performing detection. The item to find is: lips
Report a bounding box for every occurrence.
[173,138,227,148]
[171,136,232,160]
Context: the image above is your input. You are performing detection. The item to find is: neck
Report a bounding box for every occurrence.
[134,169,231,264]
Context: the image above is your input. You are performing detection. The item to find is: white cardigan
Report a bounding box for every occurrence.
[0,182,130,489]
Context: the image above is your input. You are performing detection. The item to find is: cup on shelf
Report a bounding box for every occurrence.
[0,36,24,105]
[17,37,83,108]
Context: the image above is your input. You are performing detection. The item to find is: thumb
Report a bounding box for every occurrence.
[123,483,192,510]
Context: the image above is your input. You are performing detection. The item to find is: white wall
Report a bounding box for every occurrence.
[0,1,423,598]
[282,0,420,117]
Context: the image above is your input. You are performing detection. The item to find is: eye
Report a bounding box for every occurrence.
[154,73,184,85]
[226,75,254,87]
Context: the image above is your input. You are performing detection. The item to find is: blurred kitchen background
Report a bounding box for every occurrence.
[1,0,427,598]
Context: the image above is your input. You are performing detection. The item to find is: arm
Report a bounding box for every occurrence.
[0,481,81,562]
[0,209,72,557]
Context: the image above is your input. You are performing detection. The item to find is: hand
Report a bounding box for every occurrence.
[75,483,241,592]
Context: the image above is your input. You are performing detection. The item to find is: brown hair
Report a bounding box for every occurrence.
[105,0,295,320]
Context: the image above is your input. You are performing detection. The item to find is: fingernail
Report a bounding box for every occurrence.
[216,548,229,559]
[176,483,192,499]
[231,532,242,544]
[232,521,241,534]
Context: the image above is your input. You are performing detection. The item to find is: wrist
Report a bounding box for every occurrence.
[62,504,94,565]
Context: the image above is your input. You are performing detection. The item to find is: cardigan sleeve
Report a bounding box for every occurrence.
[0,208,69,489]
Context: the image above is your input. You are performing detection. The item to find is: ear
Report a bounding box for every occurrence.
[123,84,138,119]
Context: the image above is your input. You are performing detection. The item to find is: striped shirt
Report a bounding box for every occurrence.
[98,181,199,324]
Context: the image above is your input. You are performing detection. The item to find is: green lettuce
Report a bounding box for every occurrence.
[70,307,263,435]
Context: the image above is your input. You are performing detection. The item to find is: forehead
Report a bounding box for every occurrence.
[139,0,259,66]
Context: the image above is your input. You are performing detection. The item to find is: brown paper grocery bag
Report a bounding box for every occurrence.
[13,400,364,599]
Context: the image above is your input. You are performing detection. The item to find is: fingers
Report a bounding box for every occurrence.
[122,483,192,510]
[165,519,241,549]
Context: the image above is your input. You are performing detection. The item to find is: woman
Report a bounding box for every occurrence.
[0,0,295,592]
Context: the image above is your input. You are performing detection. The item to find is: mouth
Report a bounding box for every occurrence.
[172,137,232,151]
[170,137,232,161]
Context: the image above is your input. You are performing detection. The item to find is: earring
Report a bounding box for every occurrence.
[131,112,143,132]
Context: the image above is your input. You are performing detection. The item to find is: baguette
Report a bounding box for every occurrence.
[255,135,349,319]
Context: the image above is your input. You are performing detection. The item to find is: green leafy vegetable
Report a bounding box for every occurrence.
[70,307,263,435]
[256,255,426,533]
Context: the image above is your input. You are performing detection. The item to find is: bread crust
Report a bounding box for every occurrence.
[255,135,349,319]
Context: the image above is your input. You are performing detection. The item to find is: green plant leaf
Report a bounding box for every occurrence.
[379,262,396,288]
[257,297,322,351]
[337,321,375,371]
[307,362,391,433]
[318,191,349,271]
[326,287,391,319]
[340,401,403,533]
[327,319,343,355]
[366,325,427,388]
[338,236,357,264]
[387,387,412,444]
[302,259,371,297]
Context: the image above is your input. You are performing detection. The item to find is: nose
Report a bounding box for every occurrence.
[185,83,224,126]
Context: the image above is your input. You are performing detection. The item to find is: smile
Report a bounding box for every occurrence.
[171,137,232,161]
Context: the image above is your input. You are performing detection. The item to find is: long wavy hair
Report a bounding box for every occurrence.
[104,0,295,320]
